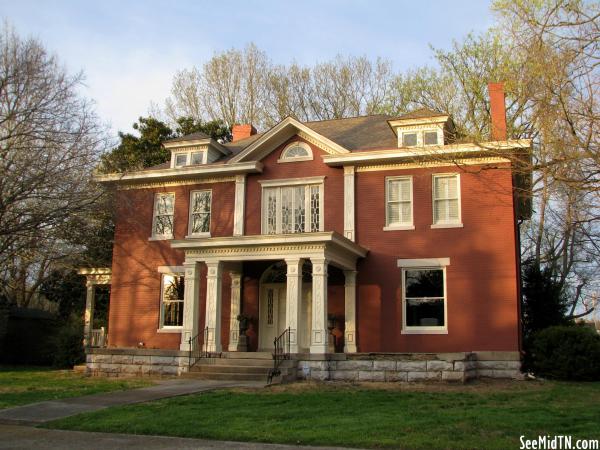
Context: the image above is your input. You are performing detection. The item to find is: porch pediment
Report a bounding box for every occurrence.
[229,117,351,164]
[170,232,368,270]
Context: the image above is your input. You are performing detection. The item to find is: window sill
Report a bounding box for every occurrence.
[185,233,211,239]
[430,223,463,229]
[401,328,448,335]
[149,236,174,241]
[157,328,183,333]
[277,156,314,163]
[383,225,415,231]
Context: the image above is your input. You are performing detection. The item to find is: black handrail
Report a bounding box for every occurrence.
[188,326,209,369]
[268,327,290,384]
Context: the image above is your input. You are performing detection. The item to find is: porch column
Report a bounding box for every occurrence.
[204,260,223,352]
[310,258,329,354]
[83,281,95,347]
[227,270,242,351]
[285,258,303,353]
[180,262,200,351]
[343,270,358,353]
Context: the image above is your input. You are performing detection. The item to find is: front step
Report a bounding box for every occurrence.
[185,355,297,384]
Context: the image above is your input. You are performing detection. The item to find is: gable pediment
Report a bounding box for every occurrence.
[229,117,350,163]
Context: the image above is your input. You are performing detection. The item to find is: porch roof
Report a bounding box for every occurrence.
[170,232,368,270]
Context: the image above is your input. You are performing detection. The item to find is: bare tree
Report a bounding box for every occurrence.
[0,24,106,306]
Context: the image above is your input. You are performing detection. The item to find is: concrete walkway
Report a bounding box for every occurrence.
[0,424,357,450]
[0,379,263,426]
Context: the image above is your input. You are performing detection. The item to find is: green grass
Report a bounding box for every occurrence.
[45,380,600,449]
[0,366,153,409]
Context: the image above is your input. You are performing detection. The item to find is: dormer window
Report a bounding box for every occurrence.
[402,132,418,147]
[424,131,439,146]
[278,142,313,163]
[175,154,188,167]
[190,151,205,165]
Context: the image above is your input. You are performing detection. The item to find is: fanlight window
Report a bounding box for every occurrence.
[280,142,312,161]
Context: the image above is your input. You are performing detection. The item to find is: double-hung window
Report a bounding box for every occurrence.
[432,174,461,227]
[160,273,184,328]
[398,258,449,334]
[152,193,175,238]
[261,179,323,234]
[385,176,413,230]
[188,190,211,236]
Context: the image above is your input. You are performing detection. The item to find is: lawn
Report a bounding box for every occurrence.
[46,380,600,449]
[0,366,153,409]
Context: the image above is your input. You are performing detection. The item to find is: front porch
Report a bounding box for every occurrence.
[170,232,368,356]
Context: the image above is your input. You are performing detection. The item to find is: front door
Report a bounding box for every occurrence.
[259,284,287,350]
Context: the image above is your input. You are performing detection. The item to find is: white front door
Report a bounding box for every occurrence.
[259,284,287,350]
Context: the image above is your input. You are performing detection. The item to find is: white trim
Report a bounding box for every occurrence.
[233,175,246,236]
[397,258,450,268]
[158,265,185,274]
[400,266,448,334]
[343,166,355,241]
[188,189,212,237]
[95,161,263,184]
[157,328,182,333]
[258,176,325,187]
[430,223,464,229]
[385,175,413,229]
[277,141,314,163]
[384,225,415,231]
[322,139,532,166]
[159,272,185,330]
[432,173,462,226]
[387,115,449,130]
[149,236,173,241]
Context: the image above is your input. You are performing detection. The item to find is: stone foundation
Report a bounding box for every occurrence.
[86,348,521,381]
[86,348,188,377]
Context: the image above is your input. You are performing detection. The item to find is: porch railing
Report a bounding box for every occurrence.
[268,327,291,384]
[90,327,106,348]
[188,326,209,369]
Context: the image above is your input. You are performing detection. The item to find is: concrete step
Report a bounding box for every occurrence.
[183,371,269,382]
[198,358,274,367]
[221,351,273,360]
[190,365,271,374]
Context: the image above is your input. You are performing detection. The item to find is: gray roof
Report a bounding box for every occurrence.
[164,131,211,143]
[146,112,447,170]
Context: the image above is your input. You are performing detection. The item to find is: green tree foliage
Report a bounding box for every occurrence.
[175,117,231,141]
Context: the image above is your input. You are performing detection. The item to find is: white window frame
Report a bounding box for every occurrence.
[187,189,212,238]
[150,192,175,240]
[384,176,415,231]
[158,270,185,330]
[171,149,207,168]
[401,132,418,147]
[431,173,463,229]
[259,177,325,234]
[423,130,440,146]
[277,141,314,163]
[398,258,449,335]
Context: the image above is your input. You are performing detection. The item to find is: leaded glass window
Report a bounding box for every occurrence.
[153,193,175,238]
[263,184,322,234]
[189,190,211,235]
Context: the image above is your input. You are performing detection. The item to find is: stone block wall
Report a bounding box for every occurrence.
[86,348,187,377]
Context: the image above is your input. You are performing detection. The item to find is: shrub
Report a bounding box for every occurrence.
[52,316,85,368]
[531,325,600,381]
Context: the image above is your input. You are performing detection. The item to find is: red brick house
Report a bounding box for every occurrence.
[84,83,529,381]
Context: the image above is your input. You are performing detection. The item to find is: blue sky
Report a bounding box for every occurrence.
[1,1,495,136]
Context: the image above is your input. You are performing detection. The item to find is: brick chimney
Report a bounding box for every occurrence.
[488,82,507,141]
[232,124,257,142]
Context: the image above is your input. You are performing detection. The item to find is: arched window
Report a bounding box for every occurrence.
[279,142,313,162]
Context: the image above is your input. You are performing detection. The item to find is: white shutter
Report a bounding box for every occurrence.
[433,175,460,224]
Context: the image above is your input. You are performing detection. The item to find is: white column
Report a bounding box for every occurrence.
[204,260,223,352]
[228,270,242,351]
[83,281,95,347]
[310,258,329,354]
[343,270,358,353]
[285,258,303,353]
[180,262,200,351]
[344,166,355,241]
[233,174,246,236]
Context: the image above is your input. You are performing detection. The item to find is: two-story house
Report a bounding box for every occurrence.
[83,82,529,382]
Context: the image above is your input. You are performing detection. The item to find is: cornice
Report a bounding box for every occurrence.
[355,157,511,172]
[117,176,236,190]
